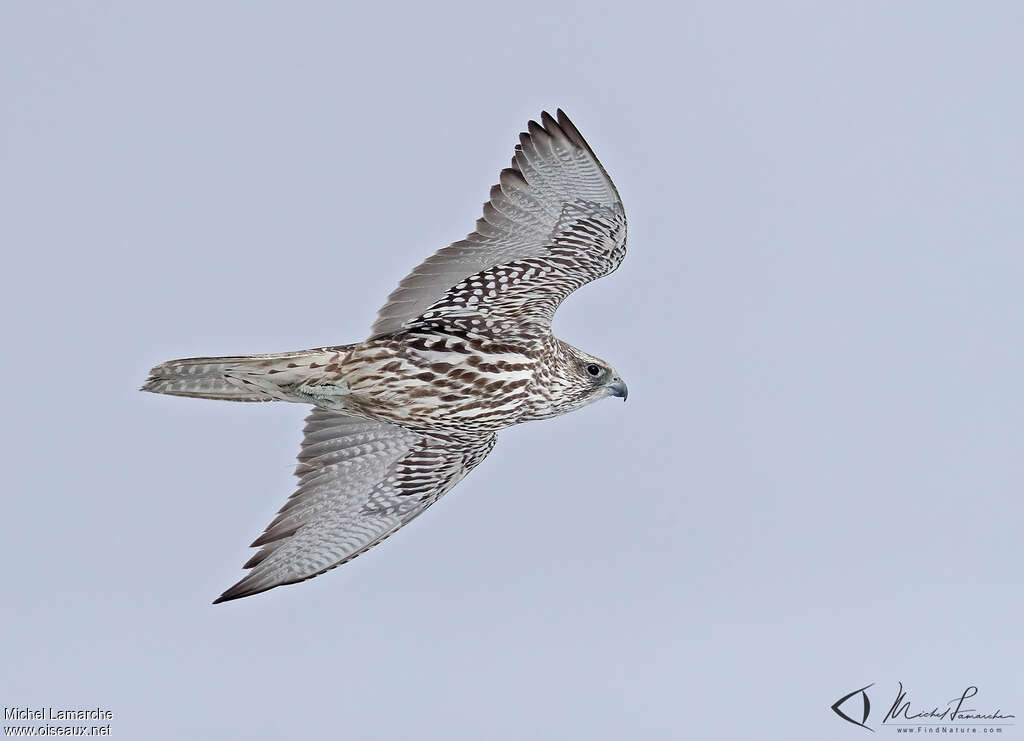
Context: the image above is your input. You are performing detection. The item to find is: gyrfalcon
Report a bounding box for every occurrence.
[142,110,628,603]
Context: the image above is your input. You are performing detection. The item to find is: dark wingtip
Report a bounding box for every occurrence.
[212,593,247,604]
[214,573,295,604]
[212,576,253,604]
[213,582,258,604]
[555,109,592,151]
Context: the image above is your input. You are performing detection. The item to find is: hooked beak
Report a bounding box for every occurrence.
[607,378,628,401]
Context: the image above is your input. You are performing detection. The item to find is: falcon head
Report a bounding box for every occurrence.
[542,341,627,418]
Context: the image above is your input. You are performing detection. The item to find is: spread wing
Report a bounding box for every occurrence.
[370,109,626,340]
[214,408,496,603]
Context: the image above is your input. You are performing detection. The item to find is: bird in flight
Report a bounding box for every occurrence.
[143,110,628,603]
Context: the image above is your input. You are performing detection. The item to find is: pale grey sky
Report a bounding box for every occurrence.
[2,2,1021,739]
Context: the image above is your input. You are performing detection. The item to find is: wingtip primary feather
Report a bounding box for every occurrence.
[213,576,273,604]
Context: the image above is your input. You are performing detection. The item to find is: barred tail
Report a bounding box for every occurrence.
[141,347,352,402]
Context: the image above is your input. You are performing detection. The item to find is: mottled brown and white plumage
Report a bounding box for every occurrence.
[142,110,629,603]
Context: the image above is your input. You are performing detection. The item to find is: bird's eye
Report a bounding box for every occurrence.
[586,364,601,377]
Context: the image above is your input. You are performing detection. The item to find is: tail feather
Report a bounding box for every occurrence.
[141,346,352,402]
